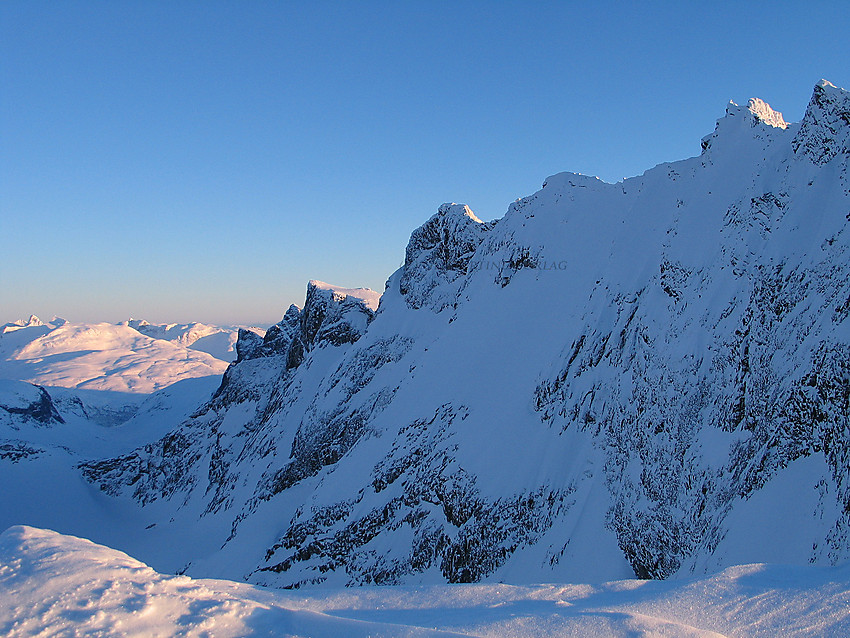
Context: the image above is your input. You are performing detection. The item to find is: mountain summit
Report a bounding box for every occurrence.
[12,80,850,589]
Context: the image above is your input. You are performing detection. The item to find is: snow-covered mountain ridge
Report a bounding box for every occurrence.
[122,318,257,361]
[14,81,850,593]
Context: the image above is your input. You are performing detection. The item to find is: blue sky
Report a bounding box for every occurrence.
[2,1,848,325]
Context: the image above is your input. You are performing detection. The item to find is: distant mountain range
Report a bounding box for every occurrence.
[0,315,262,393]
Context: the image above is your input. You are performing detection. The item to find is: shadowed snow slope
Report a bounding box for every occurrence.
[1,526,849,637]
[66,81,850,589]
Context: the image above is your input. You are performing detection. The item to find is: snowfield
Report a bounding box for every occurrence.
[123,318,256,362]
[0,317,231,394]
[2,526,849,638]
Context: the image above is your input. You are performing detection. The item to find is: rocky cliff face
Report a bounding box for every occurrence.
[0,380,65,463]
[80,81,850,588]
[81,281,381,511]
[399,203,495,311]
[0,381,65,429]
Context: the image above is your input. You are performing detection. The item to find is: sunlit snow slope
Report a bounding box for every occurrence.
[0,317,230,393]
[123,318,254,362]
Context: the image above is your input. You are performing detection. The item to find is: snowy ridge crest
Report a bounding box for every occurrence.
[700,96,789,154]
[64,80,850,590]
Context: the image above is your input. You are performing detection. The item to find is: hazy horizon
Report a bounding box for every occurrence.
[2,1,847,325]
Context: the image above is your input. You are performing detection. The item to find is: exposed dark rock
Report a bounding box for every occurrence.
[399,203,494,310]
[0,441,44,463]
[0,384,64,426]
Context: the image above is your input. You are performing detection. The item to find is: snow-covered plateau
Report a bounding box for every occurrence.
[2,80,850,636]
[0,316,252,428]
[0,315,252,393]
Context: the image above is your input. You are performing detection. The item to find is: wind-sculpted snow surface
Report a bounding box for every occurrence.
[78,81,850,589]
[3,526,850,638]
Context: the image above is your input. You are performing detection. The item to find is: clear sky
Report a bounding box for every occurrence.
[2,1,848,326]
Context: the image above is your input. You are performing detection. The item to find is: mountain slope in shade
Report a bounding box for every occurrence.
[7,80,848,594]
[0,374,223,569]
[2,526,850,638]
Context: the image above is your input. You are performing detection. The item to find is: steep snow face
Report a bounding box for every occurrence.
[78,81,850,588]
[0,321,228,393]
[2,526,850,638]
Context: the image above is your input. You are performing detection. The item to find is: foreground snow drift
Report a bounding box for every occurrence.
[1,526,849,638]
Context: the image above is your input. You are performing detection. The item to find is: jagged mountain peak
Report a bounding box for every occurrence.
[817,78,842,92]
[399,202,495,311]
[73,81,850,589]
[229,281,380,369]
[793,78,850,164]
[743,97,788,129]
[700,95,790,154]
[719,97,787,129]
[1,315,46,334]
[697,79,849,165]
[306,280,381,312]
[437,202,484,224]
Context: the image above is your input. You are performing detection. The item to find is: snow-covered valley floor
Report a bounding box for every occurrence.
[1,526,848,638]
